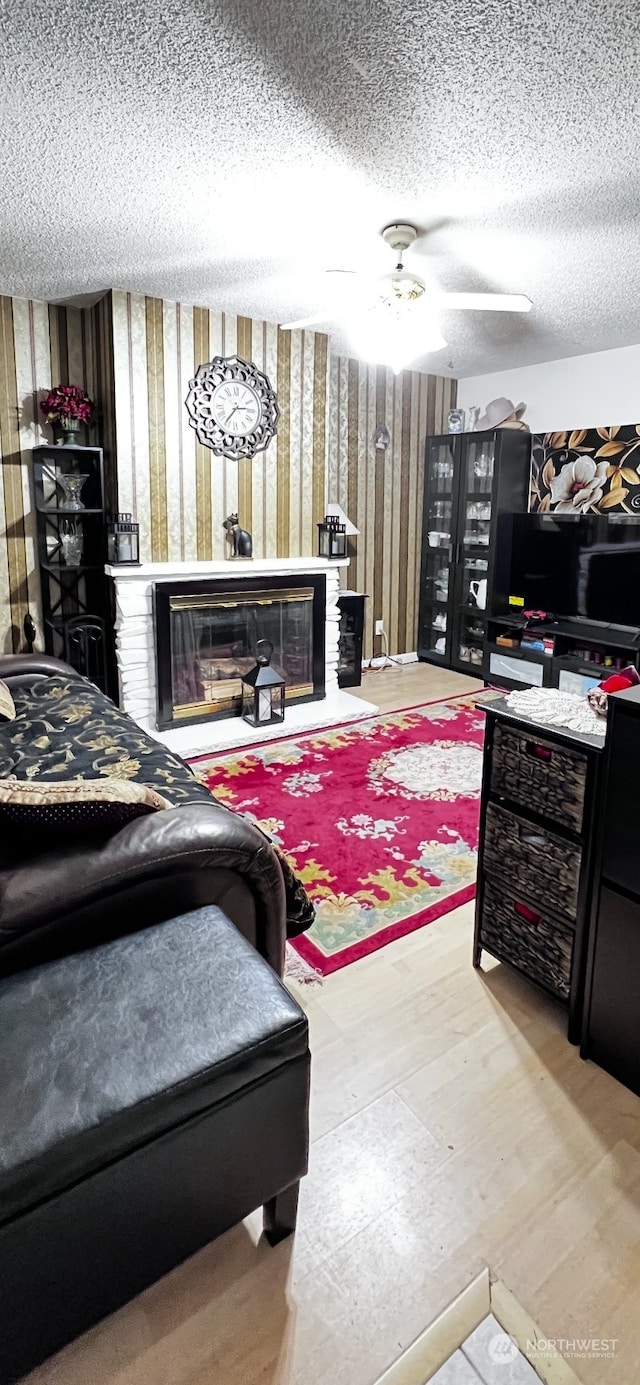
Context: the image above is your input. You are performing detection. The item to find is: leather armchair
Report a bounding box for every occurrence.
[0,656,287,978]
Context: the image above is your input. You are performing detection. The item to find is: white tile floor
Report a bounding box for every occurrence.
[431,1314,541,1385]
[429,1352,480,1384]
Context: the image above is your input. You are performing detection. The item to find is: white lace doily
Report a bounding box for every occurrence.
[505,686,605,736]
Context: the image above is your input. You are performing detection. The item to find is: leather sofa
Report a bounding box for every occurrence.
[0,656,313,1381]
[0,653,313,977]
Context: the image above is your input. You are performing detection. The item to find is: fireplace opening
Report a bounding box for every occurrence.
[154,574,326,728]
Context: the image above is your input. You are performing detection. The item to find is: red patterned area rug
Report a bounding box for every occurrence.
[190,692,486,975]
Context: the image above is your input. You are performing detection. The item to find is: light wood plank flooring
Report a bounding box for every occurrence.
[26,665,640,1385]
[356,660,483,713]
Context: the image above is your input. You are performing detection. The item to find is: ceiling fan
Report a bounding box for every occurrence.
[281,223,532,372]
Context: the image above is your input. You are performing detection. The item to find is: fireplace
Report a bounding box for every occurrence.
[106,556,377,755]
[155,574,326,728]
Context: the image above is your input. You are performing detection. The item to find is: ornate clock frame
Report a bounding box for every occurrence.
[185,354,279,461]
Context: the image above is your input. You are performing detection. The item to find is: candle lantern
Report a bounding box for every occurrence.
[241,640,285,728]
[107,513,140,564]
[317,513,347,559]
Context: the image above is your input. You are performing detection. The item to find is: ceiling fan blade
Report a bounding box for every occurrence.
[281,268,377,330]
[280,312,336,330]
[437,292,533,313]
[280,307,358,330]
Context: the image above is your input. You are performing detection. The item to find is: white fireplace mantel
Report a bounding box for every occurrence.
[106,556,378,754]
[106,556,351,582]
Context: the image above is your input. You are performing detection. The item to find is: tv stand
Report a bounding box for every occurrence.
[486,613,640,693]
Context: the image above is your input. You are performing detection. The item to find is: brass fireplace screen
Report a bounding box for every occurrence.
[167,586,316,721]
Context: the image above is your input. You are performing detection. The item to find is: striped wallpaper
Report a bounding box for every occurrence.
[329,358,456,657]
[0,296,97,653]
[109,291,455,655]
[0,289,456,659]
[110,291,332,568]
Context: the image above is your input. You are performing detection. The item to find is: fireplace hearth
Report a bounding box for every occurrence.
[155,574,326,728]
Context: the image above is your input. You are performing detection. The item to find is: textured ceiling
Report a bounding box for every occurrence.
[1,0,640,375]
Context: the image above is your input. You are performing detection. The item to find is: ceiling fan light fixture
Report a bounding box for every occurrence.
[379,269,426,305]
[281,217,531,337]
[349,300,446,375]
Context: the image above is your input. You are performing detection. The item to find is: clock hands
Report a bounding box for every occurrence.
[223,402,254,429]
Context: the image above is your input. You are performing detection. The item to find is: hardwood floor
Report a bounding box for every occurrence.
[26,666,640,1385]
[355,660,483,713]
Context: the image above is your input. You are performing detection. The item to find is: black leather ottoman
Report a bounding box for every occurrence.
[0,906,310,1384]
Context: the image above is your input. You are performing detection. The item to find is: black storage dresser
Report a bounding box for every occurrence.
[582,686,640,1094]
[474,698,604,1042]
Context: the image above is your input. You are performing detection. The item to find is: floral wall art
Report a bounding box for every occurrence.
[530,425,640,515]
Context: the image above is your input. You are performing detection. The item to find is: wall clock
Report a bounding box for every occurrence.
[185,354,279,460]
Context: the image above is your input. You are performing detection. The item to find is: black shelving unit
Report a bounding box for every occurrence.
[485,612,640,693]
[417,429,531,678]
[337,592,367,688]
[31,445,114,694]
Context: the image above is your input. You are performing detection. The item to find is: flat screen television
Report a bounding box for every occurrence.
[505,513,640,628]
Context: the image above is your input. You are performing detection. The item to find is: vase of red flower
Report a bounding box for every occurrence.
[57,417,81,445]
[40,385,93,446]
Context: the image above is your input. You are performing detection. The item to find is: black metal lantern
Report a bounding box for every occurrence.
[318,513,347,559]
[107,513,140,564]
[241,640,285,728]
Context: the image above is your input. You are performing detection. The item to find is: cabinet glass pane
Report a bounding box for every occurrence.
[420,604,448,656]
[421,556,450,608]
[460,553,488,610]
[464,437,495,492]
[422,440,455,657]
[461,437,494,552]
[425,442,455,549]
[456,608,485,669]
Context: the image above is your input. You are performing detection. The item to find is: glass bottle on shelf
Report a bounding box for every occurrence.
[60,519,83,566]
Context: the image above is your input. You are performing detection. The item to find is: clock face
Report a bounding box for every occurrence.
[185,355,280,460]
[211,381,261,436]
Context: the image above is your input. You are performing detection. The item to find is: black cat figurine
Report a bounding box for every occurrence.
[223,513,253,559]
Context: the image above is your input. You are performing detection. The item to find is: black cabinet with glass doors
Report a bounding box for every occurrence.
[417,430,531,677]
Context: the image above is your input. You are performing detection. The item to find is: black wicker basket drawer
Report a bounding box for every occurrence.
[490,721,587,834]
[483,802,581,921]
[479,877,573,1000]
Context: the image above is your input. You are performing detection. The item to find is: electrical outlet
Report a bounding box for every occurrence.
[375,620,384,636]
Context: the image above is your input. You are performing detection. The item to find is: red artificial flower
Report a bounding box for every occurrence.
[40,384,94,424]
